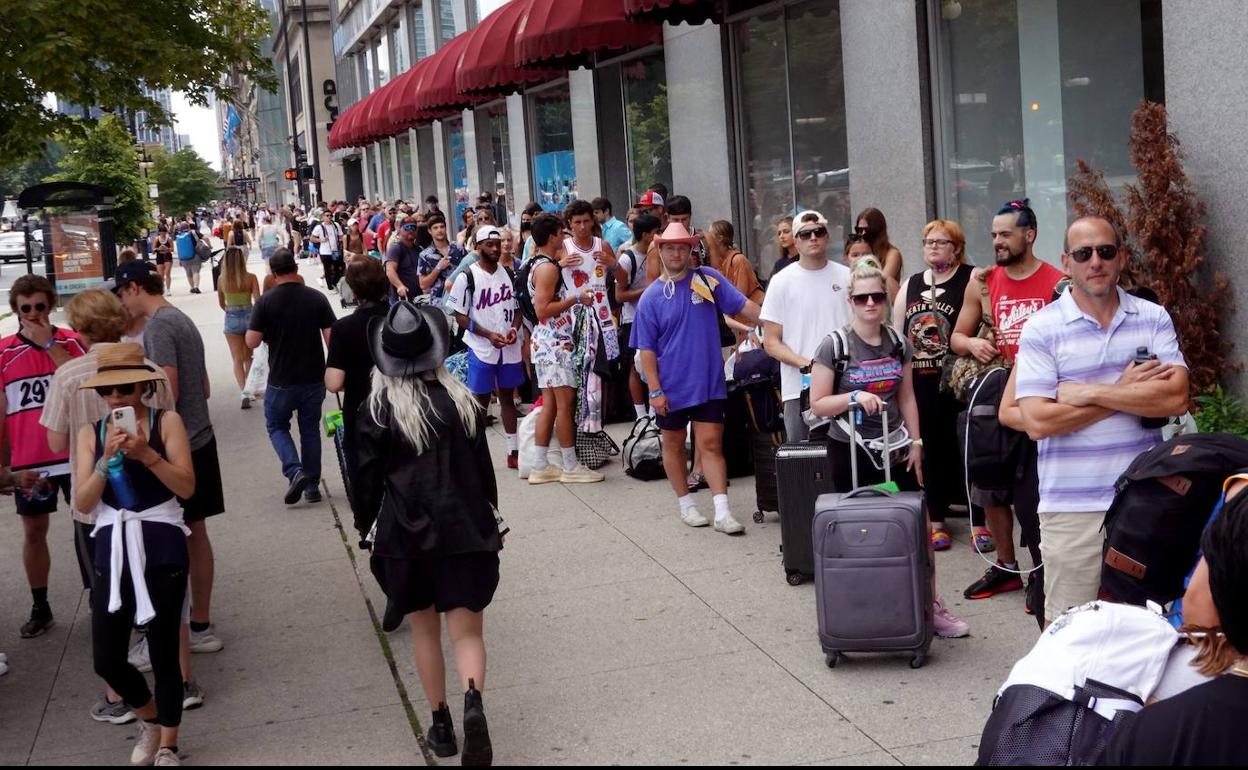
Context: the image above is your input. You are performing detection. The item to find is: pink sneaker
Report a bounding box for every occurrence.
[933,597,970,639]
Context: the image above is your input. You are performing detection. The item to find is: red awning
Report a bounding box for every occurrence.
[409,34,483,120]
[361,68,416,141]
[333,94,371,148]
[392,56,438,128]
[515,0,662,69]
[623,0,720,25]
[457,0,562,95]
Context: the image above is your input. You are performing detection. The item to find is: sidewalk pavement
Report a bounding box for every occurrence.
[1,246,1039,764]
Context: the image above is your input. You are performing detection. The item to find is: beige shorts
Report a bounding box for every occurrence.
[1039,511,1105,622]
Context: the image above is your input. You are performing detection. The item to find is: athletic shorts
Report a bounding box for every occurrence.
[179,437,225,522]
[656,399,726,432]
[155,254,173,265]
[15,473,71,517]
[535,362,578,390]
[466,351,526,396]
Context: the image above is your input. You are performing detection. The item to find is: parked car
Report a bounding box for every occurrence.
[0,229,42,264]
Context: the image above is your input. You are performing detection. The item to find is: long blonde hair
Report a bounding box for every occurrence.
[368,367,480,454]
[219,246,250,294]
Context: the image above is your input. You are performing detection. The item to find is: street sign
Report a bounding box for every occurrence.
[230,177,261,185]
[148,183,159,199]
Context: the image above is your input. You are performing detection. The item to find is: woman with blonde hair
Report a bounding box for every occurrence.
[216,246,260,409]
[809,259,969,639]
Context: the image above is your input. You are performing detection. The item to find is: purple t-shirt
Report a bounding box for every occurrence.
[632,267,747,411]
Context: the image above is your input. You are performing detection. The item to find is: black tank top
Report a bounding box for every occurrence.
[93,409,176,511]
[901,263,974,379]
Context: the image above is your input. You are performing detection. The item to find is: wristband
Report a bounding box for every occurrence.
[649,389,665,399]
[94,458,110,477]
[468,319,477,334]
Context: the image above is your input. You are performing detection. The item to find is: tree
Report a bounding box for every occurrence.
[0,0,275,165]
[152,148,220,216]
[0,142,64,200]
[1067,101,1234,398]
[45,115,150,242]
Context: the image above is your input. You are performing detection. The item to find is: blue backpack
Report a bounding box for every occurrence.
[175,231,195,261]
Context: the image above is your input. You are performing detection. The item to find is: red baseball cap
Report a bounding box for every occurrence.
[637,191,665,208]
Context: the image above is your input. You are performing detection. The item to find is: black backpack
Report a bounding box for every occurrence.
[514,255,562,324]
[462,264,517,315]
[1100,433,1248,606]
[957,366,1025,491]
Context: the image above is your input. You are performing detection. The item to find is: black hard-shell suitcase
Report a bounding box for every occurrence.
[813,407,933,669]
[776,440,838,585]
[750,430,783,522]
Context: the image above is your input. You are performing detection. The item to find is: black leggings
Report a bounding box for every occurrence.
[92,563,187,727]
[320,253,343,289]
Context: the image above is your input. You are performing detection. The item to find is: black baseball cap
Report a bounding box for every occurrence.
[110,260,155,292]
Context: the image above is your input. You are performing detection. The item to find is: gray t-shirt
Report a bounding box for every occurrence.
[144,305,214,450]
[814,326,911,442]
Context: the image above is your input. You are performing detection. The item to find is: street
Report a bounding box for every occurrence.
[0,246,1040,765]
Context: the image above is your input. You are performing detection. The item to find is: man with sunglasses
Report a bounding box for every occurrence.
[384,215,426,303]
[759,210,853,441]
[0,275,87,637]
[1012,216,1188,625]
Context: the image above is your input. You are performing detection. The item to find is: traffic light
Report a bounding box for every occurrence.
[284,168,298,181]
[298,165,314,181]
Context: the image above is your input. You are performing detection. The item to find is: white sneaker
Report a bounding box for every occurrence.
[189,626,224,653]
[0,652,8,677]
[560,464,605,484]
[128,636,152,673]
[527,465,563,485]
[130,720,161,766]
[713,512,745,535]
[154,747,180,766]
[679,506,710,528]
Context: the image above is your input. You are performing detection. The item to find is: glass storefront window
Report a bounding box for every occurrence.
[438,0,456,44]
[397,133,415,199]
[380,139,397,200]
[375,36,390,86]
[480,101,514,222]
[528,83,577,212]
[623,53,672,204]
[445,116,470,225]
[732,0,849,275]
[932,0,1164,262]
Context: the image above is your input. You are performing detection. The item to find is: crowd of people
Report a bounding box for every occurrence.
[4,179,1246,766]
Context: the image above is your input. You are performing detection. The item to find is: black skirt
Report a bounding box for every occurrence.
[370,551,500,614]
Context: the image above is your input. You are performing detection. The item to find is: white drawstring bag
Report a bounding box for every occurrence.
[517,402,564,479]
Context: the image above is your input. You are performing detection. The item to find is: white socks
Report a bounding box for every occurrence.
[713,494,731,520]
[505,433,518,452]
[561,447,578,472]
[678,495,696,513]
[634,404,648,419]
[532,445,550,471]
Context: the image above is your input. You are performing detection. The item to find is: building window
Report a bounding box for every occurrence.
[375,36,390,87]
[528,82,577,212]
[394,19,410,74]
[397,133,415,198]
[931,0,1164,261]
[438,0,456,45]
[412,4,429,61]
[479,101,514,221]
[290,63,304,121]
[445,116,470,226]
[623,53,672,207]
[380,139,397,199]
[731,0,849,275]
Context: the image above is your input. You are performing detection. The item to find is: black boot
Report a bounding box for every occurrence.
[426,702,457,758]
[461,679,493,766]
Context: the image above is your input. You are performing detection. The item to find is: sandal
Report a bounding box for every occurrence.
[972,526,996,553]
[930,528,952,551]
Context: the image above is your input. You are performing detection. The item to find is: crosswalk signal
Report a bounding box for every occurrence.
[284,168,298,181]
[297,165,315,181]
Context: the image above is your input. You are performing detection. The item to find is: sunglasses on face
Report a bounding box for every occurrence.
[847,233,866,243]
[854,226,869,236]
[850,292,888,306]
[401,224,418,231]
[1068,244,1119,263]
[795,227,828,241]
[94,383,137,397]
[20,302,48,314]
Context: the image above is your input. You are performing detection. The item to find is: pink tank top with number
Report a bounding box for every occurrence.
[1,329,87,474]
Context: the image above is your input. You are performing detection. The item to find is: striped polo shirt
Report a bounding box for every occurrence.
[1014,288,1186,514]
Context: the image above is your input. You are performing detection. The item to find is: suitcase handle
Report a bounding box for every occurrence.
[847,400,890,489]
[843,486,895,499]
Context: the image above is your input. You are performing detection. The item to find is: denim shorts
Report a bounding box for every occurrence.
[224,307,251,335]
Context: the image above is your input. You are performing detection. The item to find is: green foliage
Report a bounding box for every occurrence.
[626,83,671,197]
[45,115,150,241]
[1194,387,1248,437]
[152,148,220,216]
[0,0,275,165]
[0,142,64,200]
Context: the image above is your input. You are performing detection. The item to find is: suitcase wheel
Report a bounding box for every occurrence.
[909,653,926,670]
[785,570,805,587]
[826,653,842,669]
[752,510,765,524]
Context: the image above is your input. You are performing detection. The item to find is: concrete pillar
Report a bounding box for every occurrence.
[388,136,402,200]
[462,111,482,199]
[840,0,931,273]
[569,68,602,200]
[507,94,532,209]
[433,120,450,208]
[409,128,423,201]
[664,22,733,224]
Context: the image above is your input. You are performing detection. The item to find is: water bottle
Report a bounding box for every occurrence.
[106,453,138,510]
[1133,346,1169,430]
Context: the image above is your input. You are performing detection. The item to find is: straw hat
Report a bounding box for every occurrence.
[79,344,163,389]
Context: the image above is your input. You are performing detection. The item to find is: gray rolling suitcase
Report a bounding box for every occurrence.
[813,406,933,669]
[776,440,838,585]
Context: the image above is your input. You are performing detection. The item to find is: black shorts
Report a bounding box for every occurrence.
[155,253,173,265]
[371,551,500,614]
[656,399,726,432]
[15,473,71,517]
[179,437,225,522]
[618,323,634,352]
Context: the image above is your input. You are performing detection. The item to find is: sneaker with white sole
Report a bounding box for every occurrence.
[154,747,180,766]
[189,626,224,653]
[560,464,604,484]
[679,506,710,527]
[527,465,563,485]
[933,598,970,639]
[90,692,137,724]
[0,652,8,677]
[130,720,161,766]
[128,636,152,673]
[182,680,205,710]
[713,512,745,535]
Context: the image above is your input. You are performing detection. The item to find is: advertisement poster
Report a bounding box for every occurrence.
[533,151,578,212]
[48,213,104,295]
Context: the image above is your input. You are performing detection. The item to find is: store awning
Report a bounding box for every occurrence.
[331,94,370,149]
[515,0,662,69]
[457,0,562,95]
[622,0,721,25]
[392,56,439,128]
[409,34,483,121]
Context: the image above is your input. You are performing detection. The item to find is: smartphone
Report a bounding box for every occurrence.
[111,406,138,436]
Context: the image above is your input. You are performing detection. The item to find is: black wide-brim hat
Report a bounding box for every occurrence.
[368,300,451,378]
